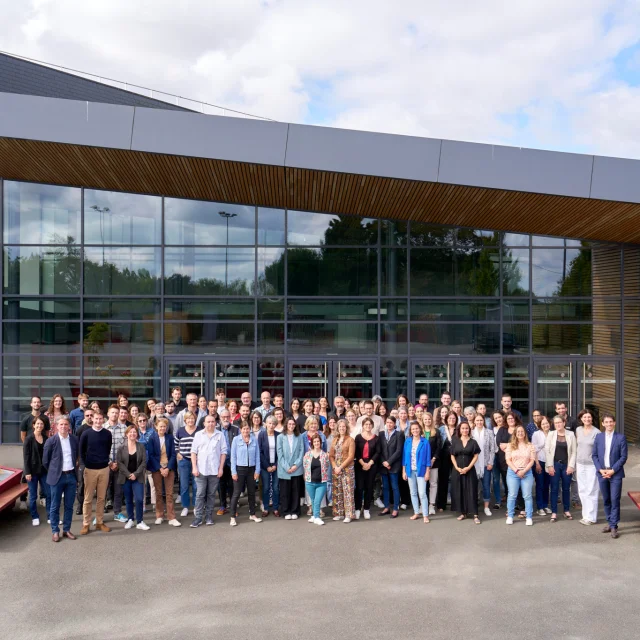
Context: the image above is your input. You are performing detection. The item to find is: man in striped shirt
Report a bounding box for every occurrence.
[175,412,203,517]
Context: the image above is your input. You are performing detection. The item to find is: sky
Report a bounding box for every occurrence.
[2,0,640,158]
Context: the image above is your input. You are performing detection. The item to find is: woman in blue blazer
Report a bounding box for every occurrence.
[258,416,280,517]
[147,418,180,527]
[276,417,304,519]
[402,421,432,523]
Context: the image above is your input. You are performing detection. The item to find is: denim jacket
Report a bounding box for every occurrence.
[230,433,261,475]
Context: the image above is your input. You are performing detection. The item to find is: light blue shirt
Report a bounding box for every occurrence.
[231,433,261,475]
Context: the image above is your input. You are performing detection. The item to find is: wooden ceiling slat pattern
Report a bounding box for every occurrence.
[1,136,639,244]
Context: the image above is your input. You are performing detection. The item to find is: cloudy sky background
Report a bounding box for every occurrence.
[2,0,640,158]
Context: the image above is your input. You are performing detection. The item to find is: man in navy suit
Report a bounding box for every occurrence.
[592,414,628,539]
[43,417,78,542]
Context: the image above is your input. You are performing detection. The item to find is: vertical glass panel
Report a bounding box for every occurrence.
[413,363,452,413]
[164,247,255,295]
[503,358,530,419]
[164,323,255,354]
[257,324,285,353]
[3,298,80,320]
[380,358,408,407]
[214,362,252,401]
[289,362,329,400]
[287,323,377,354]
[534,362,572,420]
[166,362,207,399]
[165,199,255,245]
[409,223,455,247]
[257,359,285,401]
[257,208,285,245]
[381,323,408,354]
[84,190,161,245]
[84,247,161,295]
[381,249,407,296]
[3,322,80,353]
[381,220,407,246]
[459,363,496,410]
[503,324,530,354]
[336,362,374,402]
[287,211,377,245]
[83,322,161,354]
[532,248,591,297]
[4,246,80,295]
[257,247,284,295]
[4,181,81,245]
[580,362,617,426]
[502,248,530,296]
[409,324,500,355]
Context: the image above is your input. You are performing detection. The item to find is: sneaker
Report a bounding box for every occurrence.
[544,507,552,514]
[333,516,343,521]
[363,510,371,520]
[47,520,63,525]
[205,519,215,526]
[32,518,40,526]
[181,508,189,517]
[136,521,150,531]
[314,518,325,526]
[190,519,202,528]
[155,518,163,525]
[343,517,351,523]
[428,504,436,516]
[308,516,316,523]
[374,498,385,509]
[249,515,262,523]
[526,518,533,526]
[537,509,547,516]
[114,513,128,523]
[291,514,299,520]
[399,504,407,510]
[506,517,514,525]
[484,507,492,517]
[230,517,237,527]
[284,514,292,520]
[175,495,182,505]
[168,519,182,527]
[493,503,500,510]
[124,519,134,529]
[355,510,361,520]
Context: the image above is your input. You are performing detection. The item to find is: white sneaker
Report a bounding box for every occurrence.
[428,504,436,516]
[136,521,150,530]
[284,514,292,520]
[363,510,371,520]
[181,508,189,517]
[47,520,63,525]
[32,518,40,526]
[374,498,385,509]
[537,509,547,516]
[400,504,407,510]
[314,518,325,526]
[308,516,316,523]
[124,519,134,529]
[154,518,163,525]
[484,507,492,517]
[526,518,533,526]
[333,516,343,521]
[291,514,298,520]
[230,517,237,527]
[168,519,182,527]
[506,517,514,525]
[175,495,181,504]
[355,510,361,520]
[343,517,351,523]
[544,507,552,514]
[249,515,262,523]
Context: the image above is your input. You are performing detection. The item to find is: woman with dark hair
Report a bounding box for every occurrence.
[147,418,181,527]
[289,397,302,425]
[472,413,496,517]
[145,398,157,417]
[318,396,330,422]
[329,419,356,523]
[435,411,457,511]
[379,416,405,518]
[450,421,482,524]
[272,406,286,433]
[354,417,380,520]
[434,405,450,429]
[229,423,262,527]
[117,425,148,530]
[576,409,600,525]
[394,394,410,411]
[491,410,506,509]
[45,394,69,437]
[297,399,314,431]
[250,410,265,439]
[495,411,518,511]
[377,403,388,419]
[276,418,304,520]
[226,400,240,423]
[23,416,49,526]
[303,433,330,525]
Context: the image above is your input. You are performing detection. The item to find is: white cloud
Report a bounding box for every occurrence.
[2,0,640,156]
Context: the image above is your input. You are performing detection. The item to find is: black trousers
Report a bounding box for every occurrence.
[218,465,233,508]
[279,477,301,516]
[76,463,85,508]
[355,466,376,510]
[230,466,257,516]
[436,454,452,510]
[399,475,411,506]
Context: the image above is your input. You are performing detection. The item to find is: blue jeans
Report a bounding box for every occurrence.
[549,461,572,513]
[407,470,428,516]
[506,468,534,519]
[260,469,280,511]
[381,472,400,511]
[178,458,197,509]
[534,463,551,510]
[598,473,623,529]
[305,482,327,518]
[27,473,50,520]
[49,472,77,534]
[124,479,144,524]
[480,469,492,503]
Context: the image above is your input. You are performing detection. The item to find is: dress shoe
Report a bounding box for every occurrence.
[611,528,619,539]
[63,531,76,540]
[52,532,60,542]
[273,510,280,517]
[602,525,611,533]
[75,506,83,516]
[95,522,112,533]
[80,525,90,535]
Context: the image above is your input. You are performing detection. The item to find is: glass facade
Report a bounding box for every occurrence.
[0,179,634,442]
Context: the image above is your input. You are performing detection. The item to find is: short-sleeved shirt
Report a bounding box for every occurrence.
[20,412,51,435]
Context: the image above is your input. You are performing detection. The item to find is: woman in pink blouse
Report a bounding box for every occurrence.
[505,425,536,526]
[45,394,69,437]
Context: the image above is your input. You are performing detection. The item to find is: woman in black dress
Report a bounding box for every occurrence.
[450,421,481,524]
[436,411,457,511]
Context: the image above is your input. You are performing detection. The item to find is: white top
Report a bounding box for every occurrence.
[531,430,547,463]
[287,434,294,449]
[268,434,276,464]
[159,436,165,449]
[190,429,228,476]
[604,431,614,468]
[59,433,74,471]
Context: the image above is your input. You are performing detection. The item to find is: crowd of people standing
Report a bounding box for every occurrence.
[20,387,628,541]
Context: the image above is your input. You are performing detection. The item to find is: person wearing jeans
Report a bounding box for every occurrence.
[505,425,536,526]
[116,425,148,530]
[379,416,404,518]
[545,415,577,522]
[174,411,200,517]
[258,416,280,517]
[531,416,552,515]
[472,414,496,518]
[229,424,262,527]
[190,415,227,527]
[23,416,50,526]
[147,419,181,527]
[303,433,330,525]
[402,421,432,524]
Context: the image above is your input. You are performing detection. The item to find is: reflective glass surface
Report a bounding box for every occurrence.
[258,298,284,321]
[287,211,377,245]
[532,248,591,297]
[3,298,80,320]
[287,323,377,353]
[164,322,255,353]
[3,321,81,352]
[84,299,161,320]
[502,248,530,296]
[532,324,621,355]
[409,324,501,355]
[4,246,80,295]
[83,322,161,353]
[257,247,284,295]
[381,249,407,296]
[411,300,501,321]
[257,323,285,353]
[164,299,255,321]
[258,208,285,245]
[84,247,161,295]
[288,300,378,321]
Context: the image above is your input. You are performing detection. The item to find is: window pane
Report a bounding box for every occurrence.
[531,235,566,246]
[4,246,80,295]
[84,322,161,354]
[409,324,500,355]
[457,228,501,247]
[287,323,377,354]
[410,300,501,321]
[3,298,80,320]
[258,298,284,320]
[380,301,408,321]
[503,324,530,354]
[84,247,161,295]
[165,199,255,245]
[502,248,530,296]
[258,324,285,353]
[532,299,621,322]
[164,247,254,295]
[3,322,80,353]
[287,211,377,245]
[164,322,255,354]
[504,233,529,246]
[84,189,161,245]
[287,248,377,296]
[503,358,529,419]
[532,324,621,355]
[164,299,254,321]
[381,249,407,296]
[381,323,408,354]
[258,208,285,245]
[85,299,161,321]
[257,247,284,295]
[502,300,530,322]
[409,223,455,247]
[4,181,81,245]
[380,358,408,406]
[288,300,378,321]
[532,248,591,297]
[381,220,407,246]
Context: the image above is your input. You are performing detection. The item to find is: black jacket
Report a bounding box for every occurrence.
[23,432,48,476]
[378,429,405,474]
[428,430,443,469]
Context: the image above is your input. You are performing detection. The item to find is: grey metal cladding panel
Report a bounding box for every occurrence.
[131,107,289,165]
[438,140,593,198]
[590,155,640,203]
[285,123,441,181]
[0,92,134,149]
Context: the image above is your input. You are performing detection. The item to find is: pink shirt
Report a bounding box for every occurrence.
[505,443,535,470]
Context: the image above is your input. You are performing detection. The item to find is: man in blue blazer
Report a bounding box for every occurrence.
[592,414,628,539]
[43,418,79,542]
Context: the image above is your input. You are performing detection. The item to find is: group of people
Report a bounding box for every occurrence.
[20,387,628,541]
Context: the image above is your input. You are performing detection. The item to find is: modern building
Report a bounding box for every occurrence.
[1,52,639,443]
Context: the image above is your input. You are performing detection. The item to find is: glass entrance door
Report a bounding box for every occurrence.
[288,360,376,402]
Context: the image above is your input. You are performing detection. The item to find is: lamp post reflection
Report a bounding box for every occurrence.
[218,211,237,289]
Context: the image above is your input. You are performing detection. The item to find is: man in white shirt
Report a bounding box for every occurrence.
[356,400,384,435]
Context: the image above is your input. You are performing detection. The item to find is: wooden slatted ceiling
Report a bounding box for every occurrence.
[2,136,640,244]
